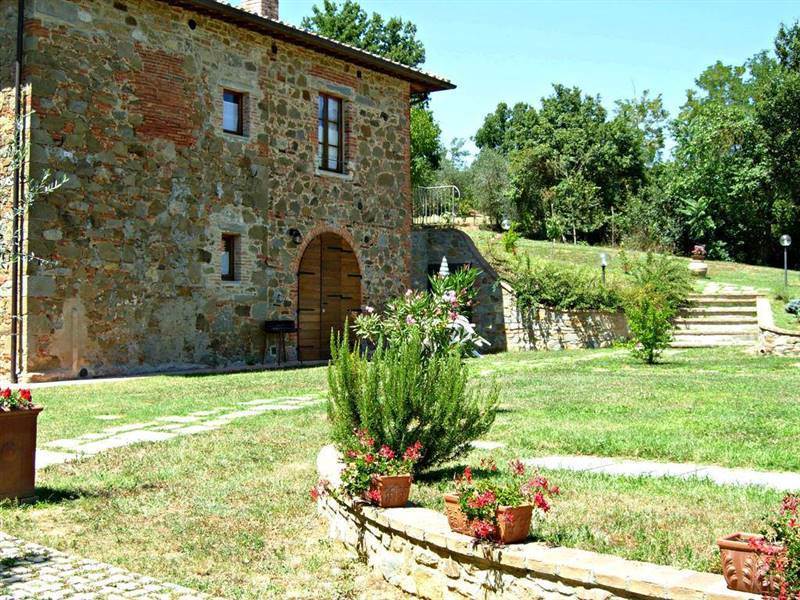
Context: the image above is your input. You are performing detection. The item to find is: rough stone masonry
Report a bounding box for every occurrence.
[0,0,453,380]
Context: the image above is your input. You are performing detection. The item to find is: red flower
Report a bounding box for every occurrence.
[463,466,473,483]
[0,388,10,399]
[19,389,31,402]
[378,445,396,460]
[467,490,497,509]
[471,519,496,540]
[533,492,550,513]
[346,450,358,459]
[509,459,525,476]
[364,453,375,464]
[366,488,382,504]
[310,487,320,501]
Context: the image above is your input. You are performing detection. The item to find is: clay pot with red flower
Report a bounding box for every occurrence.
[338,429,423,508]
[0,388,42,501]
[443,459,559,544]
[717,494,800,595]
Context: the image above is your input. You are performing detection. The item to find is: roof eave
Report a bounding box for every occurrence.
[162,0,456,94]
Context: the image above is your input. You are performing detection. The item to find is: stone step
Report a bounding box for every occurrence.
[673,323,759,334]
[674,316,758,325]
[679,306,757,317]
[670,335,757,348]
[688,297,757,307]
[688,293,758,300]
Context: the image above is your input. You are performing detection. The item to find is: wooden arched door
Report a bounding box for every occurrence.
[297,232,362,361]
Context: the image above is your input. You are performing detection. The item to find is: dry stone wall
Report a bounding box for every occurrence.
[6,0,413,380]
[316,446,757,600]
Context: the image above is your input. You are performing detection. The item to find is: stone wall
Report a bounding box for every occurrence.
[500,283,629,351]
[757,297,800,355]
[13,0,413,380]
[410,228,628,353]
[0,0,19,377]
[316,446,755,600]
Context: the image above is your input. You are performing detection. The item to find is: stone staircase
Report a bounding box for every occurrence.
[671,293,760,348]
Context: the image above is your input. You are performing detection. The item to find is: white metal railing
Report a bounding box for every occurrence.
[413,185,461,225]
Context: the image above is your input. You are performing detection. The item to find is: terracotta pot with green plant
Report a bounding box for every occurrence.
[717,494,800,595]
[335,429,422,508]
[0,389,42,501]
[443,459,559,544]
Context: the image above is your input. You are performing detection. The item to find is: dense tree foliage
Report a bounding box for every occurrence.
[303,1,443,188]
[459,20,800,266]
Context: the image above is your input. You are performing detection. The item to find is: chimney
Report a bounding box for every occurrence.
[241,0,278,20]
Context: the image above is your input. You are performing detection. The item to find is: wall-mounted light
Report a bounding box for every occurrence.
[288,228,302,245]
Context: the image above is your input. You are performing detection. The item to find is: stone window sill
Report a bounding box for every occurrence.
[315,167,353,182]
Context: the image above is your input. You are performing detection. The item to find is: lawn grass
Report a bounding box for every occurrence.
[466,227,800,330]
[2,346,798,594]
[33,367,328,443]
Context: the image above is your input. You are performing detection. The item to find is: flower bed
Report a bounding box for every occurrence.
[316,445,758,600]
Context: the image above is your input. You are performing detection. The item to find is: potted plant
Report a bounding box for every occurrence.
[688,244,708,277]
[717,494,799,595]
[0,388,42,501]
[338,429,423,508]
[443,459,559,544]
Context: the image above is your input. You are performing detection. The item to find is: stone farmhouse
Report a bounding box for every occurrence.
[0,0,454,381]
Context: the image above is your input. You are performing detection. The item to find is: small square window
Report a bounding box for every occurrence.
[223,90,244,135]
[221,234,239,281]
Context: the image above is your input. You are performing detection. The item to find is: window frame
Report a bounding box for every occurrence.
[221,234,238,281]
[318,93,344,174]
[222,89,244,136]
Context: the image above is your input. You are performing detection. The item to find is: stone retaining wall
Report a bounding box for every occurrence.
[411,228,629,353]
[756,296,800,355]
[500,282,629,351]
[316,446,755,600]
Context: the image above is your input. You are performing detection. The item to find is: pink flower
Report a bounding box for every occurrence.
[467,490,497,509]
[378,445,396,460]
[533,492,550,513]
[405,289,413,297]
[406,315,416,325]
[403,441,422,462]
[366,488,382,504]
[310,487,320,501]
[363,306,375,314]
[463,466,473,483]
[364,453,375,464]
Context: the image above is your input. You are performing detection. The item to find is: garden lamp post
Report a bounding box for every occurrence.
[599,252,608,284]
[501,218,511,232]
[439,256,450,277]
[780,234,792,287]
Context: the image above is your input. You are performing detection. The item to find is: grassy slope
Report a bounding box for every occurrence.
[466,228,800,330]
[2,347,797,585]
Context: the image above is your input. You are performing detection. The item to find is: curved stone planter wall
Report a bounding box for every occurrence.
[316,446,755,600]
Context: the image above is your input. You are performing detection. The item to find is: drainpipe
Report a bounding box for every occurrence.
[9,0,25,383]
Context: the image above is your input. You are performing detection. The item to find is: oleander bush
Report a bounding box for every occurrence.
[327,329,498,473]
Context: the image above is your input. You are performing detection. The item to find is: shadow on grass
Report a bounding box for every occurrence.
[20,486,98,506]
[416,466,505,485]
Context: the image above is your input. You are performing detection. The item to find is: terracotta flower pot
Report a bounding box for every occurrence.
[443,493,533,544]
[717,532,783,594]
[0,407,43,501]
[365,474,412,508]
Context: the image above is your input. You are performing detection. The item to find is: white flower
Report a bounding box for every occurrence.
[363,306,375,314]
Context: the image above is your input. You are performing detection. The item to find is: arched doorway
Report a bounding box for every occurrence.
[297,232,362,361]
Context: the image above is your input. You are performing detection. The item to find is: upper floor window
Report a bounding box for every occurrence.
[223,90,244,136]
[318,94,343,173]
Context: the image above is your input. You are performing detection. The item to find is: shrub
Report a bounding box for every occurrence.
[786,299,800,315]
[0,388,33,411]
[750,494,800,596]
[623,253,691,364]
[501,222,521,254]
[508,256,624,312]
[352,267,488,358]
[327,329,498,473]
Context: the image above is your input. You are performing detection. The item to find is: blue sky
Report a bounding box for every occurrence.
[276,0,799,157]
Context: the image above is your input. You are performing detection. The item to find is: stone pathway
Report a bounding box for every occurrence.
[38,396,320,470]
[524,455,800,491]
[0,532,209,599]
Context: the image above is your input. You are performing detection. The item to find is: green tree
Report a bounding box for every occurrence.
[301,0,425,67]
[775,21,800,71]
[410,106,443,188]
[470,148,510,227]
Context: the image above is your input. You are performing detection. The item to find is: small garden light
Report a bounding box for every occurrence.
[599,252,608,284]
[780,234,792,287]
[501,218,511,232]
[439,256,450,277]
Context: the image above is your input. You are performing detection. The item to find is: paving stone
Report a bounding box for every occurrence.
[36,450,76,469]
[76,431,177,455]
[154,416,200,424]
[470,440,506,450]
[93,415,122,421]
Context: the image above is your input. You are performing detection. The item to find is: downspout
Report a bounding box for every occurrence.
[10,0,25,383]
